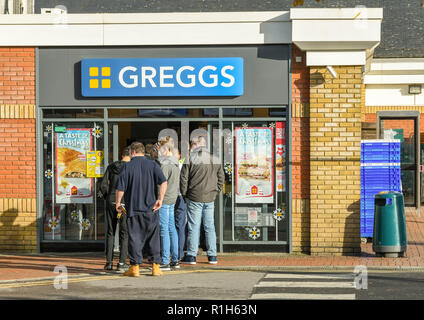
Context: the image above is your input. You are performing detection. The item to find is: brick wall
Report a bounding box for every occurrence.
[0,48,35,105]
[291,45,311,253]
[0,47,36,253]
[309,65,362,256]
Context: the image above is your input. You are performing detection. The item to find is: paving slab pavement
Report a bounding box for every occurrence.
[0,208,423,283]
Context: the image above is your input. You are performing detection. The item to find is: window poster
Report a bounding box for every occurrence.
[55,128,93,204]
[86,151,104,178]
[276,122,286,192]
[235,127,274,203]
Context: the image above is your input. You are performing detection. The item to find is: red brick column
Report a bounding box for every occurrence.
[0,47,36,252]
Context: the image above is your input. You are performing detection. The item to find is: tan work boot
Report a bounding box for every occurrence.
[152,263,163,276]
[123,264,140,277]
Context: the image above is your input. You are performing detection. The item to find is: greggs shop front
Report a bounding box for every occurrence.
[37,46,291,253]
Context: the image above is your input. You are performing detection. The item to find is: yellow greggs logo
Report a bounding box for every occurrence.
[89,67,111,89]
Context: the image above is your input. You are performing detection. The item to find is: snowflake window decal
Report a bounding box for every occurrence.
[269,122,276,129]
[44,169,53,179]
[81,218,91,231]
[224,163,232,175]
[224,163,232,181]
[48,217,59,230]
[45,124,52,133]
[273,207,286,221]
[241,123,248,129]
[70,210,80,222]
[92,126,103,138]
[225,191,232,198]
[248,226,261,240]
[225,135,232,145]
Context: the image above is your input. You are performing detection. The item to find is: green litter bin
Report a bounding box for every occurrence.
[372,191,407,258]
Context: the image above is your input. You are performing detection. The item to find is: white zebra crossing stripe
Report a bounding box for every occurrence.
[250,293,356,300]
[250,272,357,300]
[255,281,355,288]
[264,273,353,280]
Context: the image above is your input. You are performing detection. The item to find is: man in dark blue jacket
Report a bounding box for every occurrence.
[116,141,168,277]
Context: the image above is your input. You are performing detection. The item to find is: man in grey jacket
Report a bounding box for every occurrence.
[180,135,224,265]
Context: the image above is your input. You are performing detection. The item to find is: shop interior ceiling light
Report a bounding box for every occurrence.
[408,84,422,94]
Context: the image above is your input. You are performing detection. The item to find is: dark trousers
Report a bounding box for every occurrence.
[174,195,187,260]
[105,200,128,264]
[127,211,161,265]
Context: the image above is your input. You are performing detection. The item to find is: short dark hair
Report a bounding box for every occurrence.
[121,146,131,158]
[130,141,145,154]
[145,144,154,156]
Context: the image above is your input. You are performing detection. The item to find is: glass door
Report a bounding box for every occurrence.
[108,120,221,249]
[42,122,105,242]
[378,115,419,207]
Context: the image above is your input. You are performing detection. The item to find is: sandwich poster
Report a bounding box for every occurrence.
[235,127,274,204]
[55,129,93,204]
[276,122,286,192]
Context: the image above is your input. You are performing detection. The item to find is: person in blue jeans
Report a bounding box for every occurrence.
[157,142,181,270]
[171,147,187,261]
[180,135,224,265]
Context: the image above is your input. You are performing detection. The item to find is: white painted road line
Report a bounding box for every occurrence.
[250,293,356,300]
[250,272,358,300]
[255,281,355,288]
[264,273,353,280]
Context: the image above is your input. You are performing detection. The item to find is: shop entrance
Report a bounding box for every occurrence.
[39,107,290,252]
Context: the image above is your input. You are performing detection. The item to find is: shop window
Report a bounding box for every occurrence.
[222,121,287,242]
[42,122,105,241]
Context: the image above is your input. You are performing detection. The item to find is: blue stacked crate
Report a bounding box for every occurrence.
[360,140,401,238]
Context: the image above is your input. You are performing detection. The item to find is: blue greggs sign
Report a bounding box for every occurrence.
[81,57,244,97]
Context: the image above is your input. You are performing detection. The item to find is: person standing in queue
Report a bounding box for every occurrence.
[172,147,187,262]
[157,143,181,270]
[100,146,131,272]
[180,135,224,265]
[115,141,168,277]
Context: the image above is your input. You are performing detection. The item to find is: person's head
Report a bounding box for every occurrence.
[145,144,154,157]
[129,141,145,157]
[191,135,207,149]
[121,146,131,162]
[158,143,172,157]
[158,136,175,149]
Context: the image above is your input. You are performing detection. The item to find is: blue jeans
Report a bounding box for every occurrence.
[174,195,187,260]
[186,200,217,257]
[158,204,179,265]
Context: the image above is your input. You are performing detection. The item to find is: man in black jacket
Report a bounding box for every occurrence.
[100,147,131,271]
[180,135,224,265]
